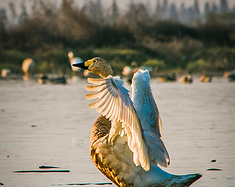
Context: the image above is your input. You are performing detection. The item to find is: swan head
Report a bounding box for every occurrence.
[73,57,113,78]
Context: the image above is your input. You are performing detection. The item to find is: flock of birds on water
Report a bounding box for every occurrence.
[1,53,235,187]
[1,51,235,84]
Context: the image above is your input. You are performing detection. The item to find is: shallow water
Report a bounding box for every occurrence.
[0,77,234,187]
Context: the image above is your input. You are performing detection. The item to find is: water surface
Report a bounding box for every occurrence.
[0,77,234,187]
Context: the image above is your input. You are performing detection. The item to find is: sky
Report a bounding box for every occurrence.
[0,0,235,17]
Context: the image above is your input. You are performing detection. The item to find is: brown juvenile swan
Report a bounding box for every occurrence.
[73,57,202,187]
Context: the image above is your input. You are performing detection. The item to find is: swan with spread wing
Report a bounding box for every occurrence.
[73,57,201,187]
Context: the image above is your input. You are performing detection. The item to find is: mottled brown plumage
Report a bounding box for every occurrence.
[90,115,130,187]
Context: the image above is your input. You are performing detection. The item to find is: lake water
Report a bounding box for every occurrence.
[0,76,234,187]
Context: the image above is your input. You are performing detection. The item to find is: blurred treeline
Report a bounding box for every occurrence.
[0,0,235,76]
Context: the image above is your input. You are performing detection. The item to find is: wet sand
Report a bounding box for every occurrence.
[0,76,234,186]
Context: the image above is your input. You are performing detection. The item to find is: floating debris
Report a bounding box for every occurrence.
[31,125,37,127]
[0,182,4,185]
[67,182,112,185]
[14,169,70,173]
[39,165,60,169]
[207,168,222,171]
[211,159,216,162]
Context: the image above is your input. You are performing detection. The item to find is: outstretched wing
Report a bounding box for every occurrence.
[85,75,150,171]
[131,69,170,167]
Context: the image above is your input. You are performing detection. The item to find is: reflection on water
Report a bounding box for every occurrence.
[0,77,234,186]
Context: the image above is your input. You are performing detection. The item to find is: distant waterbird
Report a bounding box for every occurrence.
[73,57,202,187]
[37,74,66,85]
[122,62,138,84]
[37,74,49,84]
[22,58,35,80]
[157,73,177,83]
[223,70,235,82]
[68,51,83,79]
[179,75,193,84]
[200,74,212,83]
[1,68,11,77]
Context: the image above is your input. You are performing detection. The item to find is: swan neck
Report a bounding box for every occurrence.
[98,69,113,79]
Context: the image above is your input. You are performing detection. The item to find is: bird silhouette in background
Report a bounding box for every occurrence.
[73,57,202,187]
[179,75,193,84]
[200,73,212,83]
[223,70,235,82]
[157,73,177,83]
[68,51,83,80]
[22,58,35,80]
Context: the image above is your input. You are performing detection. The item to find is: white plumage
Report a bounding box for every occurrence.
[132,70,170,167]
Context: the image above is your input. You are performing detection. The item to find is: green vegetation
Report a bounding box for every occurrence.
[0,0,234,76]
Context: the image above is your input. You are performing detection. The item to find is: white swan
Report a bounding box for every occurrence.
[73,57,202,186]
[68,51,83,72]
[22,58,35,80]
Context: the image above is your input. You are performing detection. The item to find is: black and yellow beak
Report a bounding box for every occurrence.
[72,62,88,70]
[72,59,93,70]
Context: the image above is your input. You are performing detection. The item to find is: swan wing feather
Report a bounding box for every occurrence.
[86,75,150,171]
[132,70,170,167]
